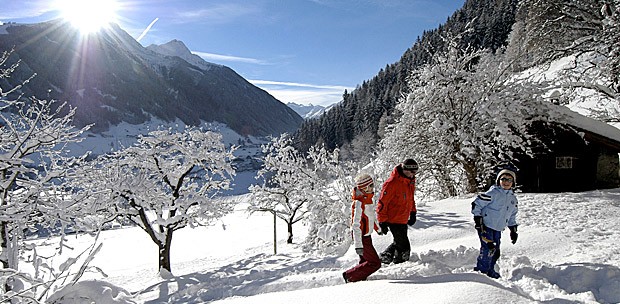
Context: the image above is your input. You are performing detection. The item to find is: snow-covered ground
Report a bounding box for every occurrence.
[25,188,620,304]
[66,119,260,157]
[64,118,265,197]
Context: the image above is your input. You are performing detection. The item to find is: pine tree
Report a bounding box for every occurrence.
[293,0,519,158]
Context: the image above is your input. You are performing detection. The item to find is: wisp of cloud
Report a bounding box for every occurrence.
[137,17,159,42]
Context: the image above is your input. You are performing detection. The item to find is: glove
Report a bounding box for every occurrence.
[509,225,518,244]
[474,216,484,233]
[355,248,364,256]
[407,211,417,226]
[487,240,496,252]
[379,222,389,235]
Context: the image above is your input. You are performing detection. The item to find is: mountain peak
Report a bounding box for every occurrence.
[149,39,190,55]
[147,39,218,70]
[0,20,303,136]
[287,102,327,119]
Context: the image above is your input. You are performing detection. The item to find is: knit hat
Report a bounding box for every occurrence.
[496,169,516,185]
[355,173,374,190]
[402,158,419,171]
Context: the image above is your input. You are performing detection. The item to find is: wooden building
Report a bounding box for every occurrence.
[516,107,620,193]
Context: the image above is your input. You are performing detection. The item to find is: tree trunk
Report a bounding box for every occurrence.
[435,164,458,197]
[159,229,174,273]
[1,221,8,269]
[287,222,293,244]
[0,221,19,293]
[462,161,479,193]
[1,221,9,293]
[273,212,277,254]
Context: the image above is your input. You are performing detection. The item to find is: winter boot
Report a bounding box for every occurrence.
[342,272,350,283]
[380,251,393,264]
[392,250,410,264]
[486,270,501,279]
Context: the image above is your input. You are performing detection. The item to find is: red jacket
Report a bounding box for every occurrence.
[376,165,416,224]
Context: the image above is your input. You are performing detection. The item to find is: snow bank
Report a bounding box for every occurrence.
[30,189,620,303]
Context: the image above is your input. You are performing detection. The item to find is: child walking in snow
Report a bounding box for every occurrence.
[343,173,382,283]
[471,167,519,279]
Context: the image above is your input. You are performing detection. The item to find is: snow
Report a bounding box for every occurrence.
[553,104,620,144]
[26,186,620,304]
[0,24,10,35]
[0,22,23,35]
[286,102,327,119]
[543,52,620,133]
[147,39,220,71]
[66,117,264,156]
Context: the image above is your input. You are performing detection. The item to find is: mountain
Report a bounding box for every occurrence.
[286,102,328,119]
[146,39,215,71]
[294,0,616,160]
[0,19,303,136]
[293,0,520,152]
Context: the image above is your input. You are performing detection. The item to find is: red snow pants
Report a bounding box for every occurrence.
[344,235,381,282]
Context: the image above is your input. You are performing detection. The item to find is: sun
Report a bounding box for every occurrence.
[56,0,119,33]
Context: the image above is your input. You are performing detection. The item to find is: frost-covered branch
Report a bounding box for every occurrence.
[1,50,90,296]
[380,34,558,199]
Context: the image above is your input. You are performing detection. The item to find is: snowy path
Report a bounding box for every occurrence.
[28,189,620,303]
[128,189,620,303]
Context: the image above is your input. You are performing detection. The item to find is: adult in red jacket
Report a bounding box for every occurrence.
[376,158,418,264]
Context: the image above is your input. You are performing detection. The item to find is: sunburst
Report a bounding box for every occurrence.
[55,0,119,33]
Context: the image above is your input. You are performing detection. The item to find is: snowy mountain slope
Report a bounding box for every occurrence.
[0,19,302,136]
[32,189,620,303]
[287,102,328,119]
[146,39,220,72]
[67,118,256,156]
[65,118,266,195]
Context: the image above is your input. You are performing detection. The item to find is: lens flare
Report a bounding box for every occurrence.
[56,0,119,33]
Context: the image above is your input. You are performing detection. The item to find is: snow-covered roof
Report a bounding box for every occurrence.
[554,104,620,150]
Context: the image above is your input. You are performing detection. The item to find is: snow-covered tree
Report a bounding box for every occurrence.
[250,135,355,252]
[302,145,355,255]
[601,1,620,101]
[379,37,558,199]
[510,0,620,122]
[516,0,604,68]
[249,134,326,244]
[74,128,235,273]
[0,49,90,294]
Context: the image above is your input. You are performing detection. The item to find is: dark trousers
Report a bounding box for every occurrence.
[381,223,410,263]
[344,236,381,282]
[476,228,502,274]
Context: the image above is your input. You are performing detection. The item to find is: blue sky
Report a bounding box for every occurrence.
[1,0,465,106]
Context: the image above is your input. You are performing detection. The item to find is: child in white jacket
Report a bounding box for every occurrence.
[342,173,382,283]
